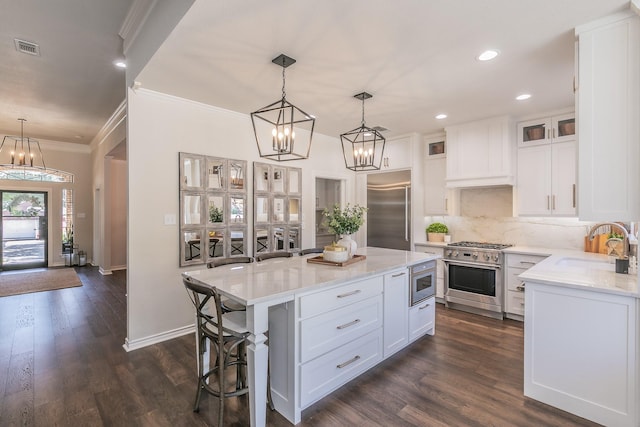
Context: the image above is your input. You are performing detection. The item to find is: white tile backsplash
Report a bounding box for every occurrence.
[424,187,594,250]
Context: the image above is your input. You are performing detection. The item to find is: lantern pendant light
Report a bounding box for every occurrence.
[340,92,385,171]
[250,54,315,161]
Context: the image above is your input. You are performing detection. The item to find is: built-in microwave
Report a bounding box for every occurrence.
[410,260,437,306]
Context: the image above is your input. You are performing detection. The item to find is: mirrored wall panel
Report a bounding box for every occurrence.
[253,162,303,255]
[180,152,247,266]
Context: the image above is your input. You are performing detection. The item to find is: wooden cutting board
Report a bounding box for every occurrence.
[584,233,609,254]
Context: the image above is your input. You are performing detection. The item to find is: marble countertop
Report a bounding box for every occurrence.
[519,250,639,298]
[414,241,448,248]
[183,247,438,306]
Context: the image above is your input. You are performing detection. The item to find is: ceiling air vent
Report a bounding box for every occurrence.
[372,126,388,132]
[14,39,40,56]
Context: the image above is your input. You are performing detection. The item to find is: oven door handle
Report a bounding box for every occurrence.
[442,259,501,270]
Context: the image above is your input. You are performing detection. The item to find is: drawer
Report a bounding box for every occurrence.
[506,267,528,292]
[506,290,525,316]
[300,329,382,408]
[299,276,383,319]
[301,295,382,363]
[506,253,546,268]
[409,296,436,342]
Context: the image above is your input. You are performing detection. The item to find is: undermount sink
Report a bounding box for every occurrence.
[554,257,614,271]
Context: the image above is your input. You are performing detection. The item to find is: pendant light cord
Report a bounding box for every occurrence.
[281,62,286,101]
[361,97,366,127]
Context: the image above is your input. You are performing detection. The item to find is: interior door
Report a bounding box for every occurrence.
[1,190,48,270]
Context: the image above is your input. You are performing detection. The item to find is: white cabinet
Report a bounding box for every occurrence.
[445,116,515,188]
[517,140,576,216]
[381,135,412,169]
[524,281,638,426]
[504,253,547,319]
[517,113,575,147]
[382,269,409,358]
[414,244,445,300]
[408,296,435,342]
[298,276,384,408]
[423,134,448,215]
[576,11,640,221]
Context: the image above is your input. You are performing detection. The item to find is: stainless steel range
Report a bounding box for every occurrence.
[443,241,512,319]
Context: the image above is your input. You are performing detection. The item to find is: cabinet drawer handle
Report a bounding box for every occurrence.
[572,184,576,208]
[337,289,361,298]
[419,303,431,310]
[552,195,556,210]
[519,261,536,265]
[547,195,550,210]
[516,284,525,292]
[337,355,361,369]
[392,272,406,278]
[520,302,525,306]
[336,319,361,330]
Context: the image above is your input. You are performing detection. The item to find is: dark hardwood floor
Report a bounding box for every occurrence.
[0,266,599,426]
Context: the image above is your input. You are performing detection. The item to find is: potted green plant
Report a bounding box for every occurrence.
[426,222,448,242]
[322,203,368,257]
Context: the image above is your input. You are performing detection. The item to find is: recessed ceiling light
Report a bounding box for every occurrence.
[435,114,447,120]
[114,60,127,69]
[477,50,499,61]
[516,93,532,101]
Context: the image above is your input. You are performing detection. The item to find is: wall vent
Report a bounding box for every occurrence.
[14,39,40,56]
[372,126,388,132]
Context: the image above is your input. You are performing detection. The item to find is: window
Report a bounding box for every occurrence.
[62,189,73,251]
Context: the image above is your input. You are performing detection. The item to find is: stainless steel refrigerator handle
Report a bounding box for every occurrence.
[405,186,409,241]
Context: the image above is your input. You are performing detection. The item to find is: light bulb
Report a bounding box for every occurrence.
[272,128,277,137]
[354,149,358,156]
[359,148,364,154]
[284,127,290,136]
[278,132,284,140]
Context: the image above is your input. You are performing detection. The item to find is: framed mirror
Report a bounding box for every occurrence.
[180,153,247,266]
[180,154,204,189]
[273,166,286,193]
[182,229,204,264]
[182,193,203,226]
[288,169,301,194]
[207,158,225,189]
[229,161,245,190]
[253,162,302,256]
[255,227,269,253]
[289,198,300,223]
[230,195,245,224]
[273,197,285,222]
[207,195,224,224]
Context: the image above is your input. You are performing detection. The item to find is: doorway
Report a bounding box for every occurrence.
[1,190,48,270]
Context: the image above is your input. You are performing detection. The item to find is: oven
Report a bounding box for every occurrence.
[410,260,437,306]
[443,241,511,319]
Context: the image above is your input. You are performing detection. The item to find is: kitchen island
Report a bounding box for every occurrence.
[519,253,639,427]
[183,247,437,427]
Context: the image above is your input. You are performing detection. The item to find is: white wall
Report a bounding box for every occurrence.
[110,159,127,269]
[126,88,353,347]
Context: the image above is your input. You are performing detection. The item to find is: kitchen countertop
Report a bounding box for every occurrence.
[518,249,639,298]
[414,241,448,248]
[184,246,437,305]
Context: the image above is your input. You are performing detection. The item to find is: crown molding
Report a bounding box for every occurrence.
[119,0,157,55]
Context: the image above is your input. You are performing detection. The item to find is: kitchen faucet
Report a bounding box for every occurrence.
[587,222,629,258]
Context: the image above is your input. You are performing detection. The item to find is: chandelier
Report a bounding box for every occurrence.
[340,92,385,171]
[0,118,72,182]
[251,54,315,161]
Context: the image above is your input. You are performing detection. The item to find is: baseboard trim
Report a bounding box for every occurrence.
[111,265,127,271]
[99,267,112,275]
[122,324,194,352]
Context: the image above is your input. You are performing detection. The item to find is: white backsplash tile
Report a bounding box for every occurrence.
[423,216,592,250]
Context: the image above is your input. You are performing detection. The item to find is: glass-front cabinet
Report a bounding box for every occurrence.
[179,153,247,266]
[517,113,575,147]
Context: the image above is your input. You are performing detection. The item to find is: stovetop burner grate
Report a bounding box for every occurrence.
[447,241,513,250]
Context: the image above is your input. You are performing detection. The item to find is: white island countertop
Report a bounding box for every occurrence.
[183,246,437,305]
[518,250,639,298]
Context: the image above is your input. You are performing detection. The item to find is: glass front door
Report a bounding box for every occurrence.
[1,190,48,270]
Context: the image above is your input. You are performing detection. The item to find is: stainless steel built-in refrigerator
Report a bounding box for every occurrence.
[367,170,411,250]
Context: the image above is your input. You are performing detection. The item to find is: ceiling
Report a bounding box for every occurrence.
[0,0,632,148]
[0,0,132,145]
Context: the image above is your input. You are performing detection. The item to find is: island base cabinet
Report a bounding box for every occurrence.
[524,283,638,427]
[300,329,382,408]
[409,296,436,342]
